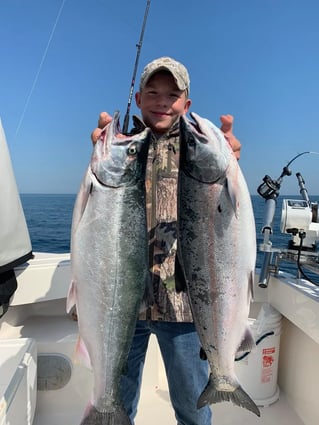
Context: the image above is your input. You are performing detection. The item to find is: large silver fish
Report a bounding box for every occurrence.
[177,112,260,417]
[67,112,151,425]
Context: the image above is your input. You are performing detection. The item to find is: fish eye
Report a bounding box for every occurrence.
[127,144,138,155]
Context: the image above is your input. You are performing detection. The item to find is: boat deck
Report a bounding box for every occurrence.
[136,390,303,425]
[135,334,304,425]
[1,309,305,425]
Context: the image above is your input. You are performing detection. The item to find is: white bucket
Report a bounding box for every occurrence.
[235,303,282,407]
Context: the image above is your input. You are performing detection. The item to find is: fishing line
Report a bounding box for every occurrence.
[15,0,67,137]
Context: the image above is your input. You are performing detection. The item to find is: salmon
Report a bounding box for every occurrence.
[177,112,260,417]
[67,112,151,424]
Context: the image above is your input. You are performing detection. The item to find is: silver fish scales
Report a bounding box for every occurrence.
[67,112,151,425]
[177,112,260,417]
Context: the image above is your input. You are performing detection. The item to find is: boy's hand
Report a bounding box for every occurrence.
[91,112,242,160]
[220,114,241,160]
[91,112,113,144]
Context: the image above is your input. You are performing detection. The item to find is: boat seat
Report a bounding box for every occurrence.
[0,338,37,425]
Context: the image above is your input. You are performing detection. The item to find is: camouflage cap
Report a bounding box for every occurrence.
[139,57,190,95]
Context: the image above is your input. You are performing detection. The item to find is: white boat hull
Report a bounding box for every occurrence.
[1,253,318,425]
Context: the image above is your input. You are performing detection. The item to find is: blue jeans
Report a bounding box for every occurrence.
[120,320,212,425]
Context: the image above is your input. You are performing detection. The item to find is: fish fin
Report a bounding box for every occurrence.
[80,403,131,425]
[74,336,92,369]
[66,279,77,313]
[174,254,187,292]
[236,326,256,354]
[226,176,239,218]
[197,376,260,417]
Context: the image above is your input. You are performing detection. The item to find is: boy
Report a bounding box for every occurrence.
[91,57,241,425]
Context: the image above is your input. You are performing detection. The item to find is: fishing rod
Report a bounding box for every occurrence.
[257,151,319,202]
[122,0,151,134]
[257,151,319,288]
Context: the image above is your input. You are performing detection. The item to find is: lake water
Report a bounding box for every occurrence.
[20,193,319,283]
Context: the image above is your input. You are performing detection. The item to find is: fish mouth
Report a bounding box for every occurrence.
[180,112,206,138]
[97,111,124,148]
[90,111,151,188]
[104,110,121,142]
[179,113,228,184]
[103,111,150,146]
[179,113,211,157]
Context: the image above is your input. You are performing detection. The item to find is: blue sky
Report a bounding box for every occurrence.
[1,0,319,195]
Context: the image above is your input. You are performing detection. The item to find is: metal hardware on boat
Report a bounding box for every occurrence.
[257,153,319,287]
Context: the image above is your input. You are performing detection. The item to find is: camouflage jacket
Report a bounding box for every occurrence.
[131,115,193,322]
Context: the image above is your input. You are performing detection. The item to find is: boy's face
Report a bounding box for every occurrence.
[135,71,191,134]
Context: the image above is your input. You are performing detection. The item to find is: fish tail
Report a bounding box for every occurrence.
[80,404,132,425]
[197,378,260,417]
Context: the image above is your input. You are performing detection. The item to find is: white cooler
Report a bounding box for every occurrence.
[0,338,37,425]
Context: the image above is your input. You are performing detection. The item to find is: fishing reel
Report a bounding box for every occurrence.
[257,167,291,201]
[257,152,319,288]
